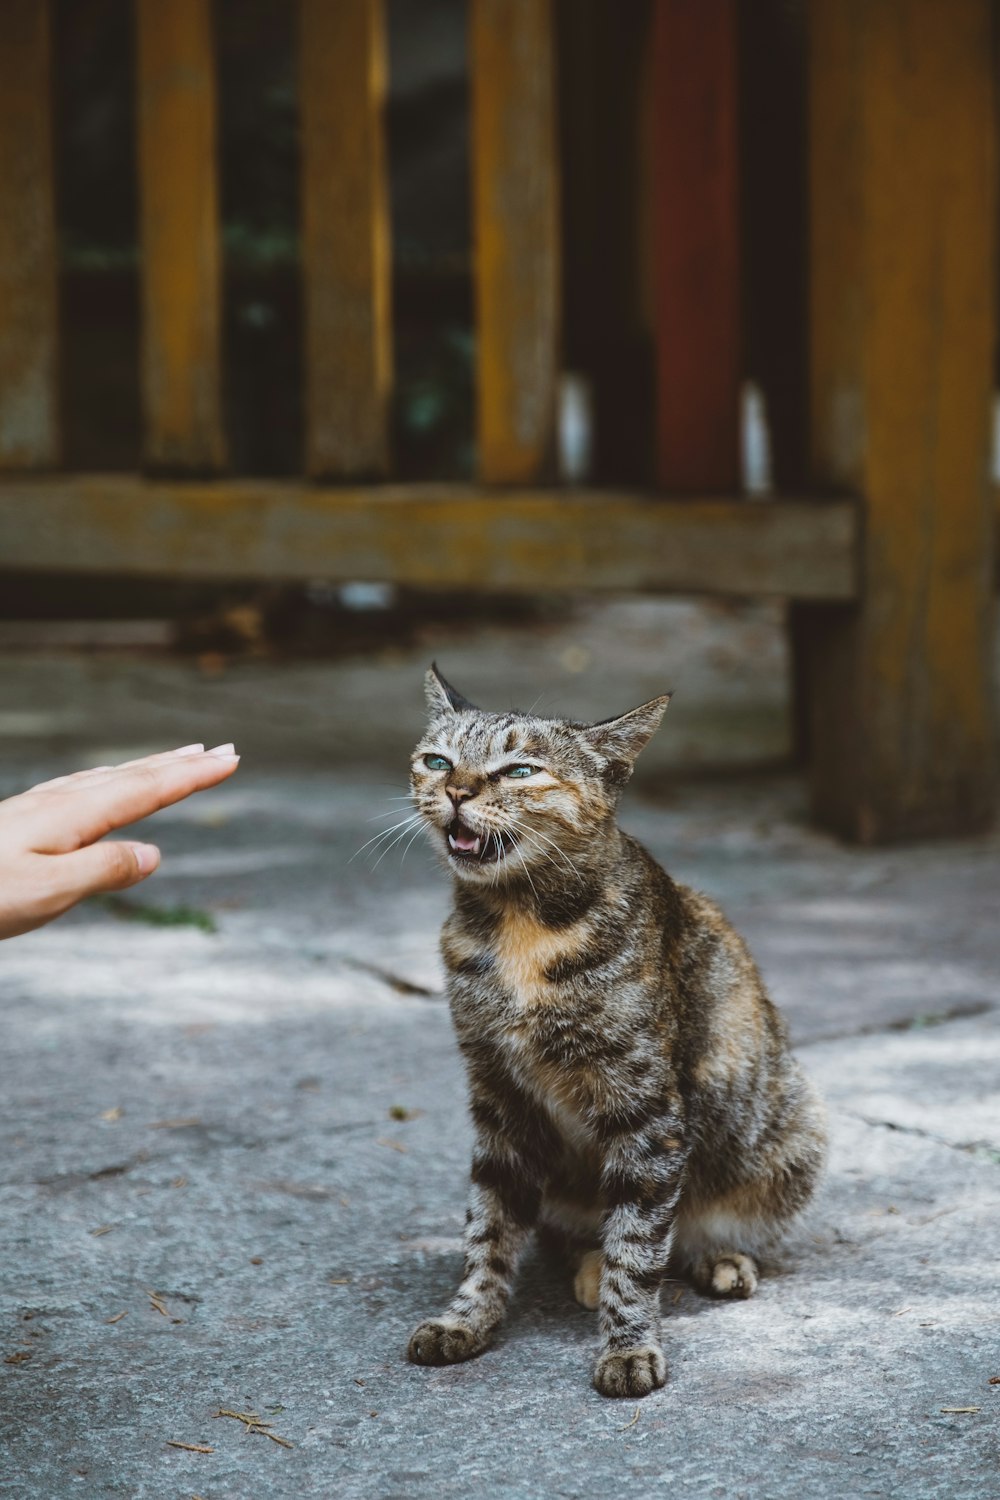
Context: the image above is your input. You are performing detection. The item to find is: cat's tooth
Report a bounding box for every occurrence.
[448,834,459,851]
[472,837,482,856]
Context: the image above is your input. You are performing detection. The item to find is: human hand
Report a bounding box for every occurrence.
[0,743,240,940]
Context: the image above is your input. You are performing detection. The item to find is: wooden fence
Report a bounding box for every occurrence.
[0,0,996,845]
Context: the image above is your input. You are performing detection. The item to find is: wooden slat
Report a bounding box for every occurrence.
[136,0,224,473]
[300,0,391,478]
[470,0,560,483]
[651,0,740,492]
[0,474,856,599]
[0,0,57,467]
[802,0,996,843]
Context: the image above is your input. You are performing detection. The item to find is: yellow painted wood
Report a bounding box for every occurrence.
[470,0,560,482]
[805,0,996,841]
[0,0,57,467]
[136,0,224,472]
[0,475,858,599]
[300,0,392,478]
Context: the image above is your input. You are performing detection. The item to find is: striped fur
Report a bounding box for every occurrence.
[405,667,827,1398]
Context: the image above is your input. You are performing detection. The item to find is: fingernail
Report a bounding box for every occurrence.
[206,742,236,757]
[171,743,205,756]
[130,842,160,875]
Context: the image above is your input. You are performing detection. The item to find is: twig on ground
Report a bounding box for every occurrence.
[215,1408,294,1448]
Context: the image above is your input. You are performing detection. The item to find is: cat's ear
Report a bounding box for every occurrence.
[425,663,478,717]
[583,695,672,766]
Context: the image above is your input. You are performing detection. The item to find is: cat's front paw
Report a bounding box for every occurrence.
[407,1317,486,1366]
[593,1344,667,1398]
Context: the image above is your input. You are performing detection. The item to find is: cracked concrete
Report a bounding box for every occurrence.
[1,596,998,1498]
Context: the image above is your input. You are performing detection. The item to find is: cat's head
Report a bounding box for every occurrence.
[410,665,670,884]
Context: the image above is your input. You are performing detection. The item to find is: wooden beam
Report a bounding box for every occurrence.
[0,475,857,599]
[470,0,560,482]
[802,0,996,842]
[0,0,58,467]
[299,0,392,479]
[651,0,740,491]
[136,0,224,473]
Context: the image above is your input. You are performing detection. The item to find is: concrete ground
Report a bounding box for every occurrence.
[1,597,998,1499]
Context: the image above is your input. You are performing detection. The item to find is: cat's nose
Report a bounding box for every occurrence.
[446,783,475,806]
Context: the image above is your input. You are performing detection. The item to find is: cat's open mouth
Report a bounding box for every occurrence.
[446,816,518,866]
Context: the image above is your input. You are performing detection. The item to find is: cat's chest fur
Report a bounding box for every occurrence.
[442,902,628,1147]
[492,906,593,1008]
[443,904,593,1012]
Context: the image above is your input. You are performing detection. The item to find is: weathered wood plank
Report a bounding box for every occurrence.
[0,0,58,467]
[470,0,560,482]
[136,0,224,472]
[0,475,856,599]
[300,0,392,478]
[802,0,996,842]
[651,0,740,491]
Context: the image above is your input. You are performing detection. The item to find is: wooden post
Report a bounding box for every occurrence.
[470,0,560,483]
[803,0,996,842]
[300,0,392,480]
[651,0,740,492]
[0,0,58,468]
[136,0,225,473]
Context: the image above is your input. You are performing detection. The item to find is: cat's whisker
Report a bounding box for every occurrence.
[365,801,415,823]
[494,836,509,888]
[370,814,427,869]
[354,813,422,851]
[502,813,585,885]
[350,813,423,863]
[399,819,433,867]
[510,836,541,905]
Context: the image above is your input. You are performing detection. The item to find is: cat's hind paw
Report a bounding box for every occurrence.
[593,1344,667,1398]
[407,1317,486,1366]
[693,1252,759,1299]
[573,1249,603,1310]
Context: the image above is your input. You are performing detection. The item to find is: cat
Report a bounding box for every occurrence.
[405,665,827,1398]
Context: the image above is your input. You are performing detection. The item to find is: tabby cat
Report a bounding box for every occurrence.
[405,666,826,1398]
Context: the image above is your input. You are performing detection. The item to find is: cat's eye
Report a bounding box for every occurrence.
[504,764,538,779]
[423,754,452,772]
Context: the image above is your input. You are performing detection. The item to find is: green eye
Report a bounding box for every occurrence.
[423,754,452,772]
[505,764,538,779]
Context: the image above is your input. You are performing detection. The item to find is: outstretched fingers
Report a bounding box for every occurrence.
[24,746,240,854]
[28,744,207,793]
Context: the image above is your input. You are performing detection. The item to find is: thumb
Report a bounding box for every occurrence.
[59,839,162,900]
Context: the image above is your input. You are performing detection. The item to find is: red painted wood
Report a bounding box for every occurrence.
[652,0,741,492]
